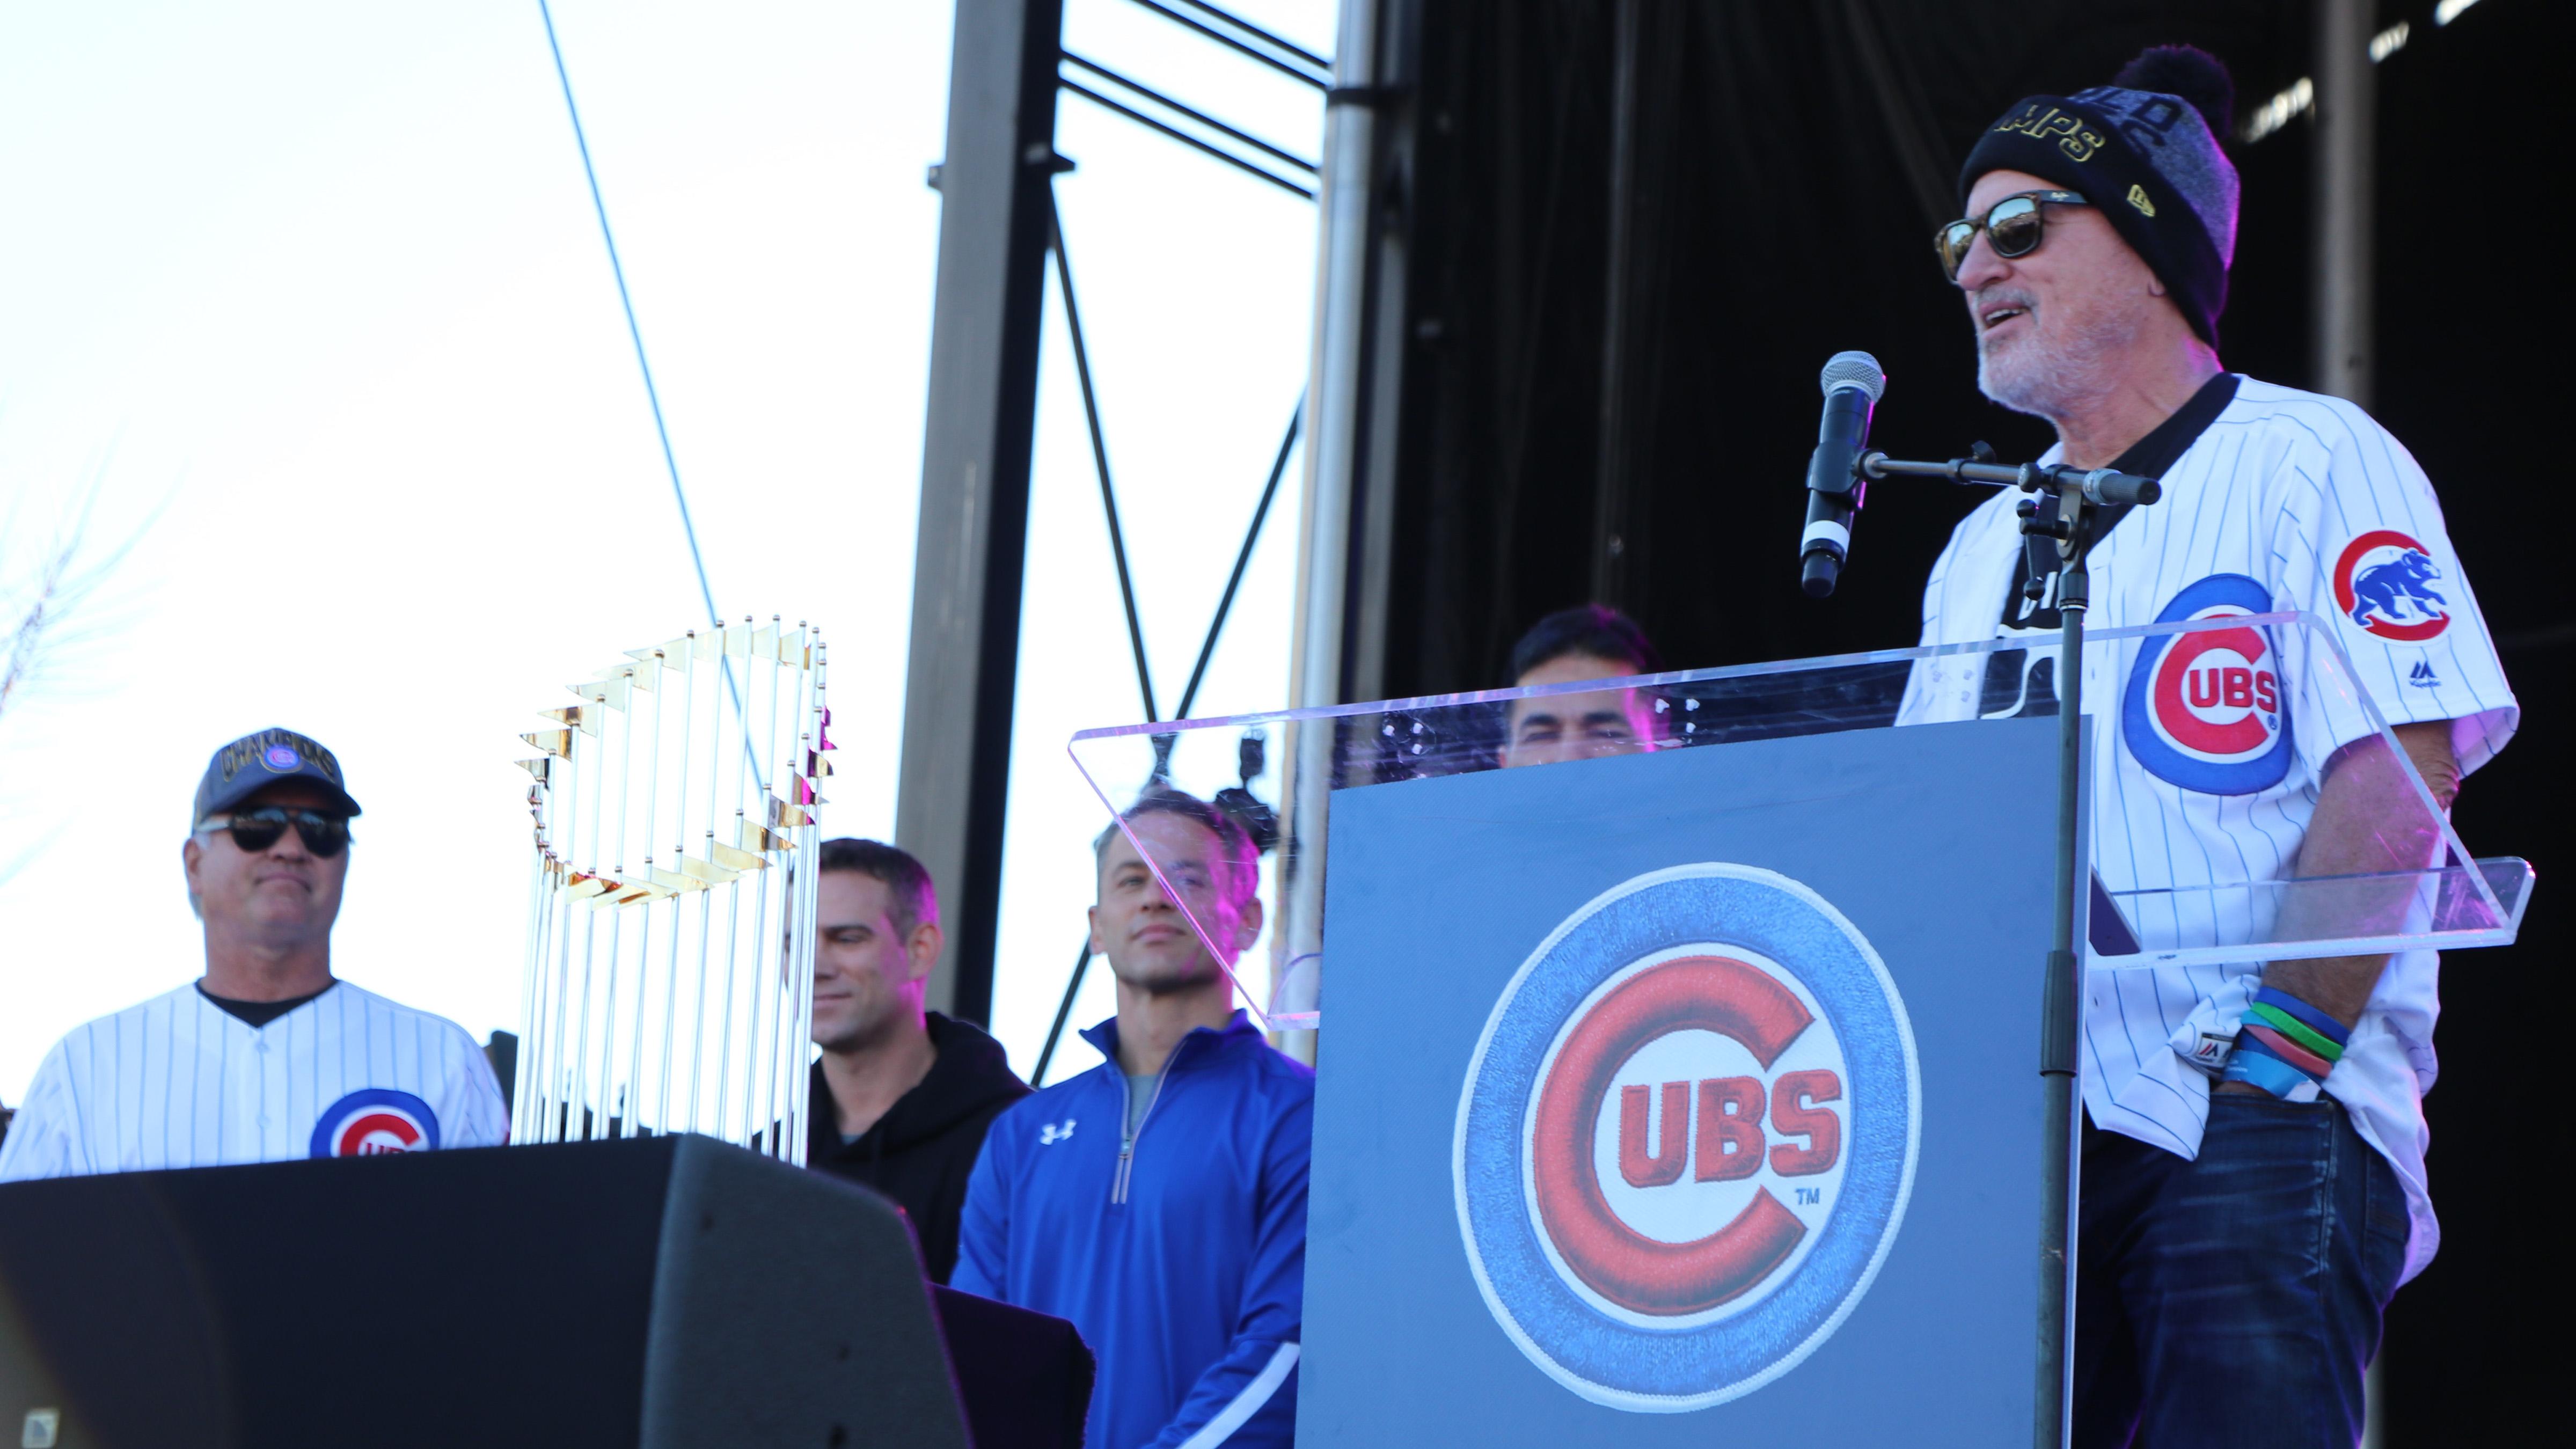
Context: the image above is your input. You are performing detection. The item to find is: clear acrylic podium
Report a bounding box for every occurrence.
[1065,613,2528,1445]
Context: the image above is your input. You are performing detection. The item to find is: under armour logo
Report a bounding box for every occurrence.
[2408,661,2441,689]
[1038,1119,1077,1145]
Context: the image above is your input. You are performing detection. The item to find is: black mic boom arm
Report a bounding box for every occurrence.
[1858,451,2162,507]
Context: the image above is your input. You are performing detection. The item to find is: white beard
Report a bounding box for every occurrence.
[1975,301,2142,425]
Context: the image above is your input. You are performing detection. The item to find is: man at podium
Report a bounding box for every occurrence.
[1901,44,2518,1447]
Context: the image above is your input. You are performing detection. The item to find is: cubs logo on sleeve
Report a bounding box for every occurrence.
[311,1088,442,1159]
[2333,530,2450,642]
[1454,864,1919,1412]
[2121,574,2296,795]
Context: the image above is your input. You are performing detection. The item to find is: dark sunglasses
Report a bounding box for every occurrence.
[1936,190,2090,281]
[200,807,352,858]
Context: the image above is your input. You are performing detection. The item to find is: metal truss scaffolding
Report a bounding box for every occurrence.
[898,0,1328,1035]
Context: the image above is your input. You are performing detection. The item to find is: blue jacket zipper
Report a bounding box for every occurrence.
[1112,1033,1198,1204]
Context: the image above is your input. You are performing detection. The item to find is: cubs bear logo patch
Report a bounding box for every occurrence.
[2333,530,2450,642]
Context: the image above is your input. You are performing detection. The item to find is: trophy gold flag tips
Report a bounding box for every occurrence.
[513,616,826,1166]
[570,676,633,711]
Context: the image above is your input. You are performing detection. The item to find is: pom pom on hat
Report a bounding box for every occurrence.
[2112,44,2236,139]
[1959,43,2244,345]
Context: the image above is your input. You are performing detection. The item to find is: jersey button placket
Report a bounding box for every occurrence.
[254,1029,277,1143]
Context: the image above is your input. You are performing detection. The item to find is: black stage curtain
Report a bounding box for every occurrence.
[1382,0,2312,689]
[1375,1,2566,1439]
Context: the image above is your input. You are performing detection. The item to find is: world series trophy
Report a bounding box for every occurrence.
[511,618,832,1162]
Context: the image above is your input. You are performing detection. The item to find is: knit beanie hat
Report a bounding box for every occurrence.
[1958,46,2240,346]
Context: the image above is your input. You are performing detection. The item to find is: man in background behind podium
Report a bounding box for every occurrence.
[804,837,1026,1283]
[0,728,506,1181]
[956,789,1311,1449]
[1499,604,1664,767]
[1900,46,2516,1446]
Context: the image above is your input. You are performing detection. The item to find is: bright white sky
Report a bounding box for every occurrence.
[0,0,1328,1101]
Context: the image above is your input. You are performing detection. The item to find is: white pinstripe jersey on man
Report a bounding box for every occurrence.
[1898,376,2516,1284]
[0,979,507,1181]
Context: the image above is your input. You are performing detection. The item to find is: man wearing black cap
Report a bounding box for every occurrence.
[1899,46,2516,1447]
[0,728,507,1180]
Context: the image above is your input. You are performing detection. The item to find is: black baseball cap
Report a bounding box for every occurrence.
[193,728,363,826]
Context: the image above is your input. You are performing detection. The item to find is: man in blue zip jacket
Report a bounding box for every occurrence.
[955,788,1312,1448]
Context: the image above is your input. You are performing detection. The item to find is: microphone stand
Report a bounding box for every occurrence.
[1840,447,2162,1449]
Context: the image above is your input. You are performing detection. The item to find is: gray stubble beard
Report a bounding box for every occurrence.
[1975,303,2142,428]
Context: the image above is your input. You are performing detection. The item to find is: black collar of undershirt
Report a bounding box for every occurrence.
[2003,372,2242,630]
[2069,371,2244,548]
[2106,371,2241,481]
[197,980,334,1028]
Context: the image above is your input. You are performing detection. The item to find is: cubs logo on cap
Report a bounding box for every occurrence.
[2121,573,2296,796]
[1454,863,1920,1412]
[2333,530,2450,642]
[311,1088,441,1159]
[194,727,362,826]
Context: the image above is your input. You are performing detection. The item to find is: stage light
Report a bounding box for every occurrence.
[2240,77,2315,143]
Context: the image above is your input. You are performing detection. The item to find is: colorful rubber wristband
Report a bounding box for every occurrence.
[2222,1041,2315,1097]
[2246,1002,2344,1064]
[2245,1003,2343,1063]
[2251,986,2351,1046]
[2241,1021,2334,1079]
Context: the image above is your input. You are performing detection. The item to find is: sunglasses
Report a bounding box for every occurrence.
[1936,190,2090,281]
[200,807,352,858]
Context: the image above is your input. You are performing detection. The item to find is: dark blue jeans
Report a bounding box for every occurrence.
[2074,1094,2410,1448]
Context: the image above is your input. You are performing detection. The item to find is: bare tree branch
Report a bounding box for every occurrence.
[1,480,149,887]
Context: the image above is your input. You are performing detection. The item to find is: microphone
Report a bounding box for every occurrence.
[1801,351,1885,598]
[2073,467,2162,507]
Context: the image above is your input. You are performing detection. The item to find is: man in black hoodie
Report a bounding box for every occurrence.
[806,838,1028,1282]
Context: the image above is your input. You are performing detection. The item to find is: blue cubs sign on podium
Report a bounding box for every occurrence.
[1300,717,2066,1445]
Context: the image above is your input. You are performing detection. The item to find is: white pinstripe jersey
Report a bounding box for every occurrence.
[0,979,507,1181]
[1898,376,2516,1283]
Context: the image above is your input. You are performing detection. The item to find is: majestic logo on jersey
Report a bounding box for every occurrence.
[311,1088,441,1159]
[2123,574,2296,796]
[2334,530,2449,642]
[1454,864,1920,1413]
[260,743,303,772]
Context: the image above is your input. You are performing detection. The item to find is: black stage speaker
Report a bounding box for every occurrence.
[0,1136,970,1449]
[930,1286,1094,1449]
